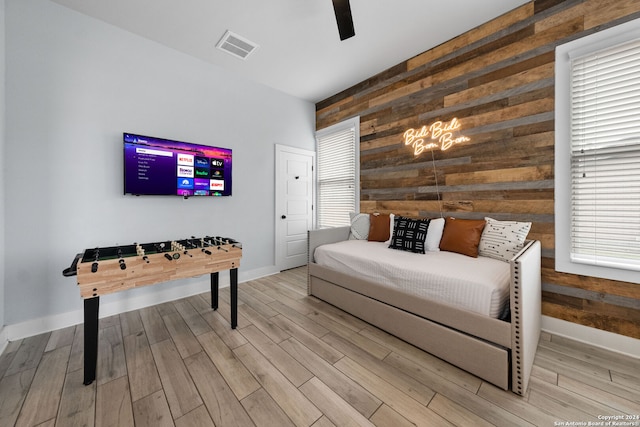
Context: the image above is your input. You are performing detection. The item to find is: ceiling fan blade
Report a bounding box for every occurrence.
[332,0,355,41]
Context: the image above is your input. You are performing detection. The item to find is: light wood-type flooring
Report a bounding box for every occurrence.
[1,267,639,426]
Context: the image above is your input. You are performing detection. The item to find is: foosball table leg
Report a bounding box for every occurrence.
[230,268,238,329]
[83,296,100,385]
[210,272,219,310]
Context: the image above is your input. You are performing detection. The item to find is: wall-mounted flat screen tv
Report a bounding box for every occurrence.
[123,133,232,197]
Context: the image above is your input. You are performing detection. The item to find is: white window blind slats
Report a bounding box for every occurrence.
[574,76,640,95]
[316,124,357,228]
[569,37,640,271]
[572,37,640,67]
[571,100,640,127]
[571,101,640,135]
[573,62,640,89]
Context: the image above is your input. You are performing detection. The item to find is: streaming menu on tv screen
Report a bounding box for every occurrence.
[124,133,232,196]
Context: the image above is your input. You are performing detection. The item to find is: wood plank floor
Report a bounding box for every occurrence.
[1,267,639,426]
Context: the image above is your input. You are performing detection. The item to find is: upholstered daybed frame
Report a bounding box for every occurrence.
[307,226,541,395]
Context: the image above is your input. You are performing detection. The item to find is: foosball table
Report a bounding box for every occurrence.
[63,235,242,385]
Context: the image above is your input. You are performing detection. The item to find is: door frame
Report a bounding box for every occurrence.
[274,144,316,270]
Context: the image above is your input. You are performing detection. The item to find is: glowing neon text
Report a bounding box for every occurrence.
[403,117,470,155]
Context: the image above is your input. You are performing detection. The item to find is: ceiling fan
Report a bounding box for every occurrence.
[332,0,355,41]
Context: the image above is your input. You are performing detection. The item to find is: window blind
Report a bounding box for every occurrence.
[570,38,640,271]
[316,125,356,228]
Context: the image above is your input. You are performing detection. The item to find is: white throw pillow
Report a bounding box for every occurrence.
[384,213,395,244]
[479,217,531,262]
[425,217,445,251]
[348,212,370,240]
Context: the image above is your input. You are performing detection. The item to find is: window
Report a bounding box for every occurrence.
[316,117,359,228]
[555,18,640,284]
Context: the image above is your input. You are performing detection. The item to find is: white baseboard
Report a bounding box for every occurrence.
[5,265,281,342]
[0,326,8,355]
[542,315,640,359]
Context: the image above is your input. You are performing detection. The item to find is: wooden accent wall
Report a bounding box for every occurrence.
[316,0,640,339]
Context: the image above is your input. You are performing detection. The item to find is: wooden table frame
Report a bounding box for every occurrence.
[82,269,238,385]
[69,239,242,386]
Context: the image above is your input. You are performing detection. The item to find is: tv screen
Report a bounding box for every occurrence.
[123,133,232,197]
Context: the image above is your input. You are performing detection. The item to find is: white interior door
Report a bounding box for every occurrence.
[275,145,315,271]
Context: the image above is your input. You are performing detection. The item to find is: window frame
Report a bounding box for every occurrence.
[555,18,640,284]
[315,116,360,228]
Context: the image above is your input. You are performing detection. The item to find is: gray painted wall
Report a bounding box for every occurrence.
[3,0,315,327]
[0,0,6,334]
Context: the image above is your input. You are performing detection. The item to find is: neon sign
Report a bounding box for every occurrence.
[403,117,470,155]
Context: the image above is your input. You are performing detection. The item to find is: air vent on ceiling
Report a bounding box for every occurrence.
[216,30,259,60]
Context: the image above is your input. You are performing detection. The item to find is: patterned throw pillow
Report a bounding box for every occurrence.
[348,212,370,240]
[388,216,431,253]
[479,217,532,262]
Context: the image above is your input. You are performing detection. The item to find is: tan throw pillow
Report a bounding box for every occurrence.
[439,217,486,257]
[368,213,391,242]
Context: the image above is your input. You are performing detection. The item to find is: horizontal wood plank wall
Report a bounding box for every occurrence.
[316,0,640,339]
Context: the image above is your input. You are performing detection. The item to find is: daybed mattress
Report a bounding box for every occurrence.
[313,240,511,318]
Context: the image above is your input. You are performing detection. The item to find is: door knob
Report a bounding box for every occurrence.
[281,215,287,219]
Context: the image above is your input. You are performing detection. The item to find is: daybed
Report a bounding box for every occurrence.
[307,215,541,395]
